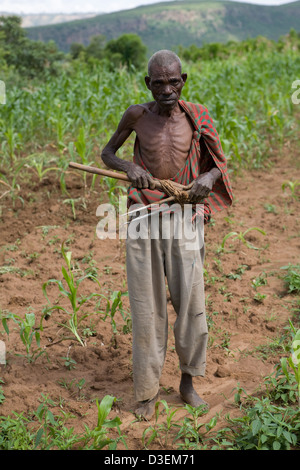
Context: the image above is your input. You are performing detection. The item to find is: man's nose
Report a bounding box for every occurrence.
[162,84,172,95]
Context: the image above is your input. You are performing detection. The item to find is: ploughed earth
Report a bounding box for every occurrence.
[0,138,299,450]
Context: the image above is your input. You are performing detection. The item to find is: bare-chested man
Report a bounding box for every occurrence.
[101,50,232,419]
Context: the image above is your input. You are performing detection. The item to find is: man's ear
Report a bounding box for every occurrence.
[145,76,151,90]
[181,73,187,84]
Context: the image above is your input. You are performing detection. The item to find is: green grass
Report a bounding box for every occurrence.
[281,264,300,294]
[0,394,127,450]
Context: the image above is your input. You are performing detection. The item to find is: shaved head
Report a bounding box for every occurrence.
[148,50,182,76]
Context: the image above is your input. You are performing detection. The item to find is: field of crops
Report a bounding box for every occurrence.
[0,37,300,450]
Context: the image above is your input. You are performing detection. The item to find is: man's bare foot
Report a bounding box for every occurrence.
[180,373,209,408]
[135,392,160,420]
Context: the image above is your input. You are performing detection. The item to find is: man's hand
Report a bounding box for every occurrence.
[188,168,221,203]
[127,162,156,189]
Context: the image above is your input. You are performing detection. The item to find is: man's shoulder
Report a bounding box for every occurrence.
[125,102,153,116]
[122,102,153,126]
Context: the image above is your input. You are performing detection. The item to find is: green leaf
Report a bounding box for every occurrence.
[34,428,44,448]
[65,251,72,269]
[61,266,74,293]
[251,418,262,436]
[282,430,293,444]
[244,227,266,236]
[221,231,238,248]
[94,437,113,450]
[277,426,283,438]
[25,312,35,328]
[273,440,281,450]
[1,318,9,335]
[280,357,289,380]
[35,331,41,347]
[46,410,56,426]
[104,417,122,428]
[261,434,268,444]
[96,395,116,428]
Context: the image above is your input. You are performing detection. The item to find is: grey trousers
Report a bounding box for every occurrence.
[126,209,208,402]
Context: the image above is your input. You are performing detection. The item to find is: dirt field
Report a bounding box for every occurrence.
[0,138,299,450]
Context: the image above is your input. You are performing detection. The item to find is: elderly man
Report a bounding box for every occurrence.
[101,50,233,419]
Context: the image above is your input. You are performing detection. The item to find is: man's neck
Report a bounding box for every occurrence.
[153,101,181,118]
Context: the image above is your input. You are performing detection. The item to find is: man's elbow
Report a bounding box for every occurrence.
[101,147,111,167]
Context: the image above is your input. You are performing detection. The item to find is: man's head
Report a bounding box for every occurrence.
[147,50,182,76]
[145,50,187,112]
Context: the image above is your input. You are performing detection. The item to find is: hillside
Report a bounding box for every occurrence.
[25,0,300,53]
[0,12,99,28]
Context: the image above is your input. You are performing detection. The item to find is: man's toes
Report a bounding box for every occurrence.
[180,389,209,408]
[134,393,159,420]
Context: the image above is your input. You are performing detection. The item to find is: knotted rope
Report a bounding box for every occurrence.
[159,180,190,206]
[159,179,203,206]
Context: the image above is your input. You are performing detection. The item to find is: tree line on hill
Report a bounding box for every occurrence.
[0,15,147,78]
[0,15,299,80]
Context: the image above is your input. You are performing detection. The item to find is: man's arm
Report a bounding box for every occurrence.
[101,105,155,189]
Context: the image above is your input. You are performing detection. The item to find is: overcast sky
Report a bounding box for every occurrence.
[0,0,296,14]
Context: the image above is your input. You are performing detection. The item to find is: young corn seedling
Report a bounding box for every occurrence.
[0,159,26,207]
[0,310,45,363]
[142,400,180,449]
[103,176,127,212]
[41,242,103,346]
[80,395,127,450]
[1,127,23,164]
[98,290,129,336]
[24,153,61,183]
[68,126,95,190]
[282,180,300,200]
[62,198,78,220]
[220,227,266,252]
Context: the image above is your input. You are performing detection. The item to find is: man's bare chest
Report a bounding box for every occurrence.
[134,111,193,154]
[133,109,194,179]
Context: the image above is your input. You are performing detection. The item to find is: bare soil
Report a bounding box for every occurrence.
[0,140,299,450]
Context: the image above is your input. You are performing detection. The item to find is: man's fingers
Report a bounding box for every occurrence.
[148,178,156,190]
[139,175,156,189]
[135,175,152,189]
[127,161,157,190]
[189,185,210,202]
[136,177,144,189]
[143,176,151,189]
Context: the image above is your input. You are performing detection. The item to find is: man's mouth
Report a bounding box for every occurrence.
[160,98,176,103]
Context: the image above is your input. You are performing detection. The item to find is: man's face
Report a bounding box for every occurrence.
[145,62,187,111]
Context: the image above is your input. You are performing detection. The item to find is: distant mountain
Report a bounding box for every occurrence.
[25,1,300,53]
[0,12,100,28]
